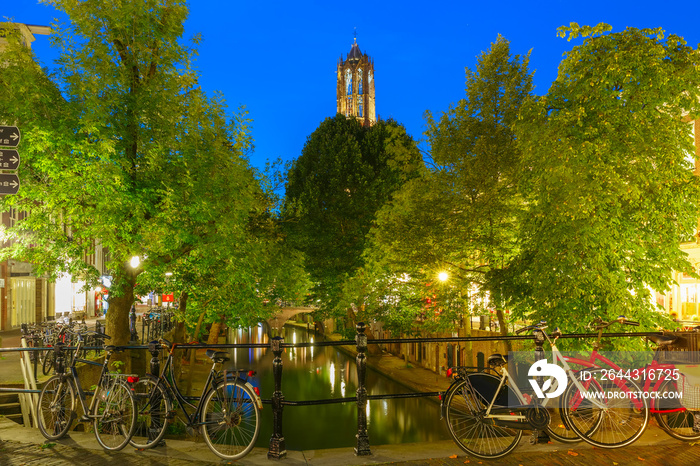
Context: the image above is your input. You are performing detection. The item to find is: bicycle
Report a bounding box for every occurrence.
[560,316,700,444]
[36,329,139,451]
[648,331,700,440]
[129,338,263,460]
[441,321,645,459]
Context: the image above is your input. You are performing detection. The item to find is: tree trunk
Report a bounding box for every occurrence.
[168,291,188,383]
[495,308,512,353]
[185,307,207,396]
[207,321,225,345]
[105,264,136,373]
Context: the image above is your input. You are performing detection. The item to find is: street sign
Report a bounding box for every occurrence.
[0,149,20,170]
[0,126,21,147]
[0,173,20,195]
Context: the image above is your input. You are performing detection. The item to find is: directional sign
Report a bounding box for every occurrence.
[0,173,20,195]
[0,149,20,170]
[0,126,21,147]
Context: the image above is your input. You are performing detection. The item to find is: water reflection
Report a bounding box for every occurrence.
[225,324,450,450]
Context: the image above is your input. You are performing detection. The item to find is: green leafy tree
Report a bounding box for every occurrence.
[0,1,274,350]
[509,24,700,339]
[355,36,532,336]
[283,115,422,323]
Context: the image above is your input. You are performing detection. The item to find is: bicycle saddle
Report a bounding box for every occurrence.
[488,353,508,367]
[206,349,230,363]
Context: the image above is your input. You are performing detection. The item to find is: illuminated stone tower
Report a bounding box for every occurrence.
[337,37,376,126]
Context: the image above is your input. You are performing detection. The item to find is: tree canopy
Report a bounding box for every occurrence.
[507,24,700,337]
[0,1,304,346]
[283,114,422,321]
[351,36,533,335]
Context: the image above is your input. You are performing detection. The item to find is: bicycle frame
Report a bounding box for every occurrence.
[149,343,255,431]
[562,348,681,413]
[477,342,610,425]
[54,335,135,423]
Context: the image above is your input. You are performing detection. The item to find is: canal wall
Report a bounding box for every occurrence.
[311,319,526,378]
[308,323,527,399]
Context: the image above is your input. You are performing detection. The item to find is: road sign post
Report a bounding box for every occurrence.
[0,126,21,147]
[0,174,20,195]
[0,149,20,170]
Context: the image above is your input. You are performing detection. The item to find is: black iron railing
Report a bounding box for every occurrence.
[2,324,669,458]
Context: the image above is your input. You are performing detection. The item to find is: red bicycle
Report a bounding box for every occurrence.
[560,316,700,443]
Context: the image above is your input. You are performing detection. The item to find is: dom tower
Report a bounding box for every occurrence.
[337,37,376,126]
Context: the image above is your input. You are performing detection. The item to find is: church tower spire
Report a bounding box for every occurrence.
[337,35,376,126]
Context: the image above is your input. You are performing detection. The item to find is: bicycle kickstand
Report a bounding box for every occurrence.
[529,429,550,445]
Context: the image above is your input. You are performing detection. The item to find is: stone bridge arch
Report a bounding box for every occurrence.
[267,306,315,337]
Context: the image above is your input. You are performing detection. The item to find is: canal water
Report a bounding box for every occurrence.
[226,324,451,450]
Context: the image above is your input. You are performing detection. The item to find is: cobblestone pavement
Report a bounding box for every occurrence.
[0,439,224,465]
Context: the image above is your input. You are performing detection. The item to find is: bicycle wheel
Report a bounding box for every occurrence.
[562,369,649,448]
[545,405,582,443]
[37,375,76,440]
[545,372,604,444]
[129,375,171,449]
[201,380,261,460]
[42,351,55,376]
[654,379,700,441]
[93,379,138,451]
[444,373,523,459]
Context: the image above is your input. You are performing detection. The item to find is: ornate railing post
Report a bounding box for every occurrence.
[355,322,371,456]
[268,336,287,460]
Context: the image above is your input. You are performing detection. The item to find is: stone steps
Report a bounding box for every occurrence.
[0,393,23,425]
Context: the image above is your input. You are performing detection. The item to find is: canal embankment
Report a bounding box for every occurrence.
[298,323,448,399]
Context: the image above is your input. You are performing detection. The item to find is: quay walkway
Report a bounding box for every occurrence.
[0,416,699,465]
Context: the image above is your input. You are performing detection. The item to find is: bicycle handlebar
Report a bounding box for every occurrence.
[515,320,547,335]
[590,315,640,330]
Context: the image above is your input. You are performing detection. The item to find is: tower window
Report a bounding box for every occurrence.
[359,102,363,118]
[358,68,363,95]
[347,96,353,115]
[345,69,352,95]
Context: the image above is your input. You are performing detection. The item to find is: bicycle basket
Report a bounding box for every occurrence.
[680,366,700,411]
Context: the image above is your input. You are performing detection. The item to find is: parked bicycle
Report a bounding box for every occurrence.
[36,329,139,451]
[440,320,647,459]
[129,338,263,460]
[561,316,700,443]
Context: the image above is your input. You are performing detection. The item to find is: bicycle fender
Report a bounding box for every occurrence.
[222,375,263,411]
[243,381,264,411]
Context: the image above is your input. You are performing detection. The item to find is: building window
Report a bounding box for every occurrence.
[347,96,352,115]
[359,102,363,118]
[358,68,363,95]
[345,69,352,95]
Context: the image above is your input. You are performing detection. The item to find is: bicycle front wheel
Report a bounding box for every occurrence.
[201,380,261,460]
[37,375,76,440]
[42,351,55,376]
[130,375,171,449]
[444,373,523,459]
[93,380,138,451]
[562,369,649,448]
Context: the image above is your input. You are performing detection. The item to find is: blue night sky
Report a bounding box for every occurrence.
[4,1,700,170]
